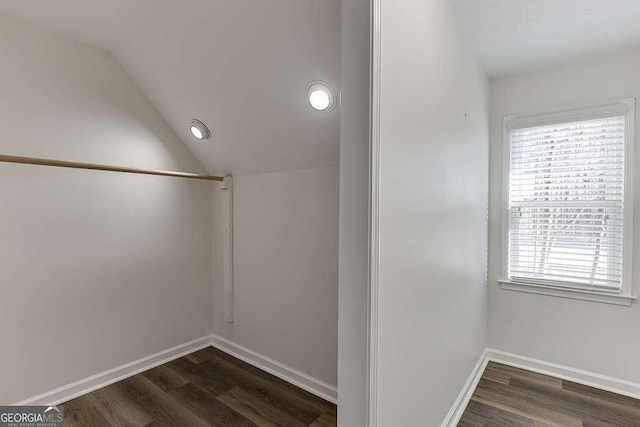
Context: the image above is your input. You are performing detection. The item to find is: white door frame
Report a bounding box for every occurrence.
[368,0,382,425]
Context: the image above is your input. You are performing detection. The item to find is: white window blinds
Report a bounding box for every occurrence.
[508,116,627,291]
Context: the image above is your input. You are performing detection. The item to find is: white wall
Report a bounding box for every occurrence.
[489,49,640,383]
[212,167,339,386]
[338,0,371,423]
[0,14,213,404]
[376,0,489,424]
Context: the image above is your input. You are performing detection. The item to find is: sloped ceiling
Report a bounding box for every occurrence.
[449,0,640,77]
[0,0,340,175]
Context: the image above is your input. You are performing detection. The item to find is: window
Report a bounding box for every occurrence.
[501,99,635,305]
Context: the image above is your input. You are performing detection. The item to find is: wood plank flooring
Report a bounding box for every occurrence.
[62,346,337,426]
[459,361,640,426]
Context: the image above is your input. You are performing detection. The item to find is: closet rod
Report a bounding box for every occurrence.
[0,154,224,181]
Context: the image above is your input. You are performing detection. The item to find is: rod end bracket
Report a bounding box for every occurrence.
[219,176,233,190]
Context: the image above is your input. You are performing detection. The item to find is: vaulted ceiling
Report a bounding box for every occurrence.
[8,1,638,173]
[448,0,640,77]
[0,0,341,175]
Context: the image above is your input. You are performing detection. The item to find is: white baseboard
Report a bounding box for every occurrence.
[13,335,213,406]
[486,349,640,400]
[441,349,490,427]
[210,334,338,404]
[13,333,338,408]
[442,348,640,426]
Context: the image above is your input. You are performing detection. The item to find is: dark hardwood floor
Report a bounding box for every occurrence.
[62,346,337,426]
[459,361,640,426]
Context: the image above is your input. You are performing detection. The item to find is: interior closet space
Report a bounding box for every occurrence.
[0,2,340,424]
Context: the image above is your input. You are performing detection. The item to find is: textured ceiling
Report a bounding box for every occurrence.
[0,0,341,175]
[448,0,640,77]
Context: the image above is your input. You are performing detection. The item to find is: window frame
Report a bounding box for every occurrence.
[500,98,636,306]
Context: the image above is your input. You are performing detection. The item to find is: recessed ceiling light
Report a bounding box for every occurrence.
[190,119,210,140]
[306,81,336,112]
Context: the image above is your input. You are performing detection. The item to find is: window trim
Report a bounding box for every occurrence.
[500,98,636,305]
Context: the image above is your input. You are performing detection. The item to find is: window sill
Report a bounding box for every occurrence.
[498,280,636,307]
